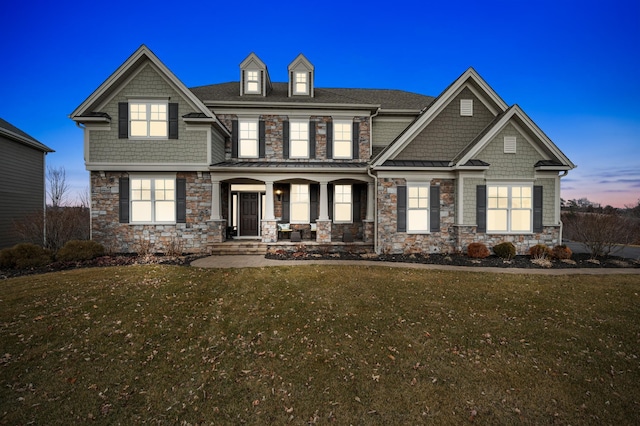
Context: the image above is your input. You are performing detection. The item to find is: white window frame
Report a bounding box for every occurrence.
[293,71,308,95]
[460,99,473,117]
[245,70,260,94]
[290,184,310,224]
[130,174,176,224]
[407,183,429,233]
[129,101,168,139]
[238,119,259,158]
[333,119,352,159]
[487,184,533,233]
[290,119,309,158]
[333,184,352,223]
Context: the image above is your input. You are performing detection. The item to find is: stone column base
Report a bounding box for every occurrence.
[207,219,228,243]
[316,220,332,243]
[362,220,374,243]
[261,220,277,243]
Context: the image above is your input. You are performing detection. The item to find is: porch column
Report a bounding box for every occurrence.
[366,182,375,221]
[319,181,329,221]
[210,180,221,220]
[316,181,332,243]
[264,181,275,220]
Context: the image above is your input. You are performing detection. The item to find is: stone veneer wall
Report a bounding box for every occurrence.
[455,225,561,255]
[90,171,221,254]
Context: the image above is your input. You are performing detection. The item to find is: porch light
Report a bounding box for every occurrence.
[275,189,282,201]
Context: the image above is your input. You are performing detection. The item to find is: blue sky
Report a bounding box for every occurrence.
[1,0,638,207]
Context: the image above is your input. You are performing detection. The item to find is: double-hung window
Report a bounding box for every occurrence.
[333,120,352,159]
[290,184,310,223]
[334,184,352,223]
[290,120,309,158]
[487,185,532,232]
[130,101,168,138]
[294,72,308,95]
[407,184,429,232]
[130,176,175,223]
[239,119,259,158]
[246,70,260,93]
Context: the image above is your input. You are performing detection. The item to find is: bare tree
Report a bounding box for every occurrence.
[47,166,70,208]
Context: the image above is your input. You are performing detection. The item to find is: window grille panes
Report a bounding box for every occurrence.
[239,121,258,157]
[333,121,352,158]
[334,184,352,222]
[290,121,309,158]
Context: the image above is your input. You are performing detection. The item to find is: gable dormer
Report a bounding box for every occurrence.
[288,54,314,97]
[239,53,271,96]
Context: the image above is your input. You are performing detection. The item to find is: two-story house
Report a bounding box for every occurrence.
[71,45,575,255]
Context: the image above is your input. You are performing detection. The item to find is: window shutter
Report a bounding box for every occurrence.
[533,185,543,233]
[309,121,316,159]
[283,120,289,159]
[168,103,179,139]
[119,177,129,223]
[176,178,187,223]
[352,185,362,222]
[397,185,407,232]
[328,184,333,220]
[310,184,319,222]
[118,102,128,139]
[241,70,245,95]
[430,185,440,232]
[352,121,359,159]
[476,185,486,233]
[259,120,266,158]
[326,120,333,159]
[282,187,290,223]
[231,120,238,158]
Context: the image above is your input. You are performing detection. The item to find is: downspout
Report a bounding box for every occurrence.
[367,108,381,254]
[558,170,569,244]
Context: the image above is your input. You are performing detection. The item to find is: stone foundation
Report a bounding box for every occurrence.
[454,225,561,255]
[316,220,331,243]
[261,220,277,243]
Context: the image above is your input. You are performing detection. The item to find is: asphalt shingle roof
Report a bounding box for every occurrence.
[0,118,53,152]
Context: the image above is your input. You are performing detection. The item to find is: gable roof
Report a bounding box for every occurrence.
[70,45,216,123]
[371,67,509,167]
[0,118,54,152]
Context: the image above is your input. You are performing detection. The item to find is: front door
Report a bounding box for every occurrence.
[240,193,259,236]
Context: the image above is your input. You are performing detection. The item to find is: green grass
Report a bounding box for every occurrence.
[1,265,639,425]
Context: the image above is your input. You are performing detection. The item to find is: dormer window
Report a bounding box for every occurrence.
[245,70,260,93]
[294,72,308,95]
[239,53,271,97]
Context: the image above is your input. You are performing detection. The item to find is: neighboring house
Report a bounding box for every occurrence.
[0,118,54,249]
[70,45,575,255]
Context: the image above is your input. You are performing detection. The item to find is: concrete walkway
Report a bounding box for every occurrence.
[191,255,640,275]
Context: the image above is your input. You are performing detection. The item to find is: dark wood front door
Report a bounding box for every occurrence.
[240,193,259,236]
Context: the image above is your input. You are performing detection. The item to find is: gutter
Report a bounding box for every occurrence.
[367,108,381,254]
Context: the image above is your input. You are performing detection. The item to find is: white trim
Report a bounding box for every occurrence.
[86,162,210,171]
[289,118,310,159]
[128,173,178,225]
[237,118,259,159]
[485,182,534,234]
[211,106,376,116]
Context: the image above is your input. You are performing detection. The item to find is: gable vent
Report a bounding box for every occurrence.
[460,99,473,116]
[504,136,516,153]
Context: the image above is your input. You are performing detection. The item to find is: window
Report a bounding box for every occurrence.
[487,185,532,232]
[239,120,258,158]
[290,184,309,223]
[504,136,517,153]
[334,184,352,222]
[130,102,167,138]
[294,72,308,94]
[290,120,309,158]
[460,99,473,116]
[333,120,352,159]
[130,177,175,223]
[407,184,429,232]
[246,70,260,93]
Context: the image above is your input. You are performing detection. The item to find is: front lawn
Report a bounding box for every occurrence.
[1,265,639,424]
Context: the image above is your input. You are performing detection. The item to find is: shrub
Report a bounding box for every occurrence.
[562,211,640,258]
[57,240,105,262]
[529,244,551,259]
[0,243,52,269]
[467,242,490,259]
[552,244,572,260]
[493,242,516,259]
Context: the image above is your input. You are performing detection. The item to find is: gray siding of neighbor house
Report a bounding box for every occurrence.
[0,136,45,248]
[89,64,209,164]
[395,87,495,161]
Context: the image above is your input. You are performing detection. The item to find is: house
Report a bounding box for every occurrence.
[0,118,54,249]
[70,45,575,255]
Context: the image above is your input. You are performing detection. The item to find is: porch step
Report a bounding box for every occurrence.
[209,241,268,256]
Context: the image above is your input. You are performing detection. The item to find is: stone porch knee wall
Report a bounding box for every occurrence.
[455,225,561,255]
[91,171,218,254]
[377,178,456,255]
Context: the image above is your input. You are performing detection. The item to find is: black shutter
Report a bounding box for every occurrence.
[259,120,266,158]
[282,187,290,223]
[352,184,362,222]
[397,185,406,232]
[309,121,316,159]
[533,185,543,232]
[476,185,487,233]
[326,120,333,159]
[118,102,128,139]
[352,121,359,159]
[231,120,238,158]
[283,120,289,159]
[430,185,440,232]
[176,178,186,223]
[119,177,129,223]
[168,103,179,139]
[310,184,319,222]
[328,184,333,220]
